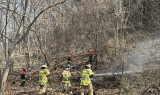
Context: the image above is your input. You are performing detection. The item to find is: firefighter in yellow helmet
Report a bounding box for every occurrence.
[61,64,73,95]
[80,64,94,95]
[38,64,50,94]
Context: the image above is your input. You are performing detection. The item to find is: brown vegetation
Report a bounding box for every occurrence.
[0,0,160,94]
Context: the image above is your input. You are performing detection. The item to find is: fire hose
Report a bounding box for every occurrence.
[70,70,135,79]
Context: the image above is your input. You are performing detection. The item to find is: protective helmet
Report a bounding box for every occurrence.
[22,71,26,74]
[44,62,48,66]
[88,63,92,67]
[70,52,72,54]
[41,65,47,68]
[69,55,71,57]
[66,64,70,68]
[90,49,94,54]
[85,64,91,68]
[23,67,26,70]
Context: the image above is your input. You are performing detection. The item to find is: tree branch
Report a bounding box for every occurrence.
[17,0,66,44]
[0,6,31,23]
[15,0,29,37]
[34,30,50,67]
[0,34,12,42]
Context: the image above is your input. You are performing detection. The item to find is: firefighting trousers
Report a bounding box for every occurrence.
[62,83,72,94]
[38,84,47,94]
[20,81,25,87]
[81,84,93,95]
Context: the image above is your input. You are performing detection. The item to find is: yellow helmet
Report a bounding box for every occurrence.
[41,65,47,68]
[85,64,91,68]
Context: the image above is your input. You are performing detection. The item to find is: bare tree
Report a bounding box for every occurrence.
[0,0,66,94]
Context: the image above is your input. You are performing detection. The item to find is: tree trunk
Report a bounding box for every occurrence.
[0,47,14,95]
[5,0,9,59]
[10,0,17,73]
[0,1,65,94]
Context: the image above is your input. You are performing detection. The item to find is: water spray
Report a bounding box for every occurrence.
[94,71,136,77]
[72,70,138,78]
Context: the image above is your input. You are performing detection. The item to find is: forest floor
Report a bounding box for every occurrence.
[4,53,160,95]
[8,67,160,95]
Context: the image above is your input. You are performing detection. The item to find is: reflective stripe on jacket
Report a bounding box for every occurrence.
[62,70,71,83]
[80,69,93,86]
[21,73,26,81]
[21,79,25,81]
[39,69,50,85]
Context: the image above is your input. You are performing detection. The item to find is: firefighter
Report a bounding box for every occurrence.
[61,64,73,95]
[23,67,26,73]
[80,64,94,95]
[37,47,40,53]
[67,52,72,64]
[25,52,29,59]
[21,66,27,86]
[88,49,94,65]
[38,65,50,94]
[44,62,48,66]
[68,55,71,64]
[20,70,26,87]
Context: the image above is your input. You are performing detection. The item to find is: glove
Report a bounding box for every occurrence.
[90,74,94,78]
[90,73,95,78]
[47,74,50,77]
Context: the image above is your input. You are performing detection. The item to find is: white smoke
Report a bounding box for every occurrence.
[126,34,160,72]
